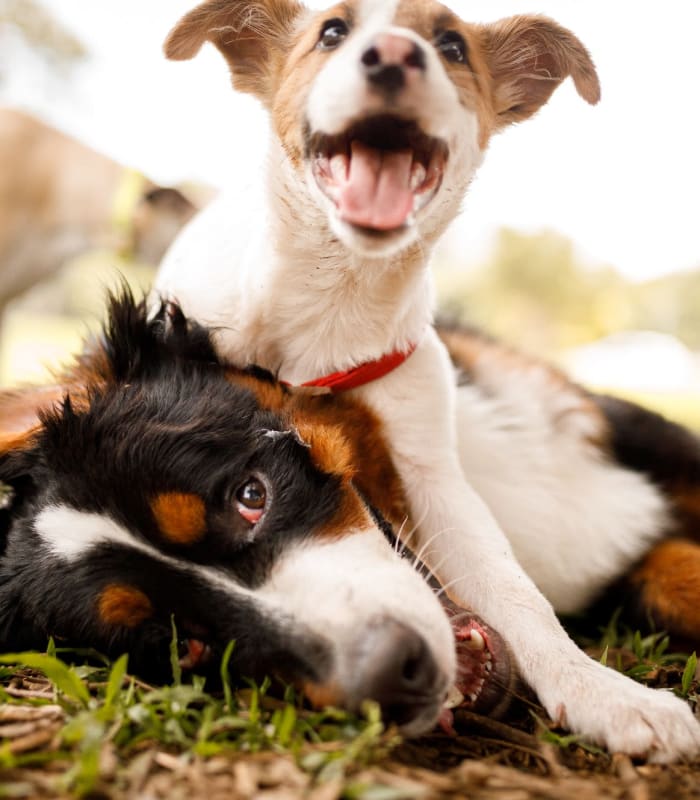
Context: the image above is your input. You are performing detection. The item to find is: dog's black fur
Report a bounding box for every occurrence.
[0,295,354,683]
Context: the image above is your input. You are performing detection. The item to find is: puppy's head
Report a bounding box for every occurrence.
[0,292,455,735]
[165,0,599,257]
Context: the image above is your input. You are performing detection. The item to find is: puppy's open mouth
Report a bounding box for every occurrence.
[309,115,447,233]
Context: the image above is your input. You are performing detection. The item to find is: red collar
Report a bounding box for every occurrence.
[283,342,418,394]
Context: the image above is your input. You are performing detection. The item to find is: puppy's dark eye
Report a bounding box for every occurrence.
[236,478,267,524]
[318,18,349,50]
[435,30,468,65]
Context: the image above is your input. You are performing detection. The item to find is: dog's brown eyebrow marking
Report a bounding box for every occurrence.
[291,418,357,485]
[97,584,153,628]
[151,492,207,545]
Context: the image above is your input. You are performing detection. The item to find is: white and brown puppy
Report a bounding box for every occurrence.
[156,0,700,761]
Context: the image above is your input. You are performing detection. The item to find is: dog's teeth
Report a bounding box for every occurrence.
[484,661,492,673]
[469,692,478,703]
[410,161,427,191]
[444,685,465,709]
[465,629,486,651]
[330,153,348,182]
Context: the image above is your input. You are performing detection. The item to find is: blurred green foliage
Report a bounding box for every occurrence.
[437,227,700,358]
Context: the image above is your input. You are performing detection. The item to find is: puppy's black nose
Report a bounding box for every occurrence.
[361,35,426,95]
[351,619,442,730]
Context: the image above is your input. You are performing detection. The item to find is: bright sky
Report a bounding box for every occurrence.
[4,0,700,281]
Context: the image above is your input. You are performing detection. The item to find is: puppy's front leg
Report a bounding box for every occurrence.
[361,330,700,762]
[407,466,699,762]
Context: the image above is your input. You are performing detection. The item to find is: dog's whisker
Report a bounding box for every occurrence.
[433,573,468,600]
[419,549,455,581]
[394,515,410,553]
[412,526,458,568]
[397,511,427,555]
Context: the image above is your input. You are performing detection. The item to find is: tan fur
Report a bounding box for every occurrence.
[476,15,600,128]
[151,492,208,545]
[97,584,153,628]
[164,0,307,102]
[630,539,700,641]
[165,0,599,158]
[0,385,66,438]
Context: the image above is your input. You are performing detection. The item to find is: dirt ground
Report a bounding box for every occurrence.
[2,672,699,800]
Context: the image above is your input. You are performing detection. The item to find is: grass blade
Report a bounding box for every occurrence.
[0,652,90,706]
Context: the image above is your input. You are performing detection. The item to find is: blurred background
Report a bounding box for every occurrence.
[0,0,698,428]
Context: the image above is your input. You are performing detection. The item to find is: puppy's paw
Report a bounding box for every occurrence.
[542,661,700,763]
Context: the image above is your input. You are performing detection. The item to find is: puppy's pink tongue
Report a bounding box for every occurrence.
[338,141,414,231]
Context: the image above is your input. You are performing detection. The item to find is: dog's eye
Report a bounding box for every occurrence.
[318,18,349,51]
[235,477,267,524]
[435,30,468,65]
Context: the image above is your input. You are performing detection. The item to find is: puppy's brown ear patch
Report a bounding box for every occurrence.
[98,584,153,628]
[151,492,207,545]
[479,15,600,128]
[164,0,306,101]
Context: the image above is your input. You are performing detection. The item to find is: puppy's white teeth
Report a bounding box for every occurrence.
[469,692,478,703]
[464,629,486,651]
[330,153,349,183]
[410,161,427,191]
[444,685,465,709]
[484,661,492,673]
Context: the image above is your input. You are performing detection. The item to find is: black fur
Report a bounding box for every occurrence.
[593,393,700,535]
[0,290,347,684]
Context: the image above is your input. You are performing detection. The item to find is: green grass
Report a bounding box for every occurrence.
[0,640,394,798]
[1,610,698,799]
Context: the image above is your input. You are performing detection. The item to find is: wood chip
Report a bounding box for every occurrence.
[0,704,63,722]
[8,724,61,754]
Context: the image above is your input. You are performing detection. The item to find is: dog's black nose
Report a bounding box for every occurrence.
[361,35,426,95]
[351,619,442,730]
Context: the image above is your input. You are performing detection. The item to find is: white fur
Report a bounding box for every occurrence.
[259,528,455,700]
[157,0,700,761]
[453,356,672,613]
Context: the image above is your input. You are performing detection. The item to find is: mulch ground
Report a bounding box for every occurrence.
[2,668,700,800]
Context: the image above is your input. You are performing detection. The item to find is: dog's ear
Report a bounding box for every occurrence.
[164,0,306,102]
[0,386,62,486]
[478,16,600,129]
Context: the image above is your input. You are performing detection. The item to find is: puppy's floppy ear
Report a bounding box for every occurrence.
[478,15,600,129]
[164,0,306,102]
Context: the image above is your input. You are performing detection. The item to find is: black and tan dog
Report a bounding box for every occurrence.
[0,294,699,751]
[0,293,511,735]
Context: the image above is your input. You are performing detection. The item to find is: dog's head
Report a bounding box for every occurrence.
[0,292,460,733]
[164,0,599,258]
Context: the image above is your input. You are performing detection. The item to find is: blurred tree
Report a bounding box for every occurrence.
[0,0,86,81]
[438,227,700,356]
[636,270,700,350]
